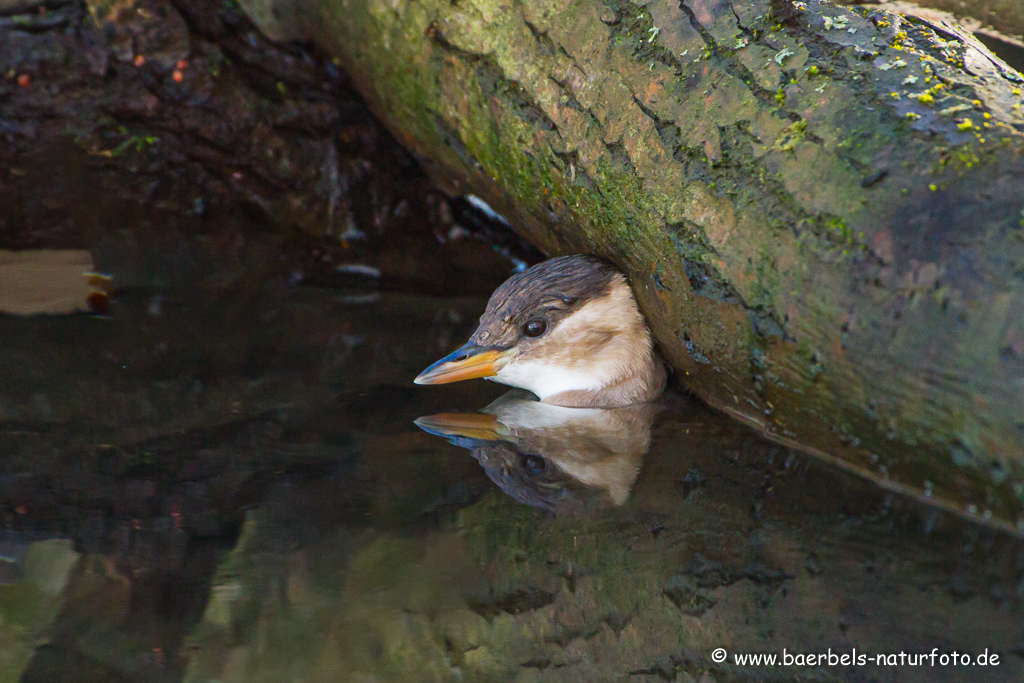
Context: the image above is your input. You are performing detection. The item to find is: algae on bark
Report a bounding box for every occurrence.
[238,0,1024,531]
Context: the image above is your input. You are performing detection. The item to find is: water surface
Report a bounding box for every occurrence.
[1,269,1022,683]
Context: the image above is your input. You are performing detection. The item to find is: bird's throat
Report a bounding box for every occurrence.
[492,360,607,399]
[491,343,665,407]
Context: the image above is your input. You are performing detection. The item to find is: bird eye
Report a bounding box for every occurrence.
[521,454,546,474]
[524,318,547,338]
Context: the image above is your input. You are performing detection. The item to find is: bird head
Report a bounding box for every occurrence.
[415,255,664,406]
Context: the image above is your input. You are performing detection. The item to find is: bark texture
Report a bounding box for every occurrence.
[239,0,1024,530]
[843,0,1024,40]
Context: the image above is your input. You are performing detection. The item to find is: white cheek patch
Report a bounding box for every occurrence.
[492,360,605,399]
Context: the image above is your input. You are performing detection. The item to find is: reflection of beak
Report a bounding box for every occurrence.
[414,413,503,441]
[414,343,513,385]
[414,412,509,449]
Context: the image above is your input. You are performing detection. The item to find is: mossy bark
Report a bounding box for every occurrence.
[238,0,1024,530]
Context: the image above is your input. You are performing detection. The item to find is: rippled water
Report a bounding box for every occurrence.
[1,256,1022,683]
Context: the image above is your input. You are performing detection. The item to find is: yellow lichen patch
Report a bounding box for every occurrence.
[773,119,807,152]
[912,82,948,106]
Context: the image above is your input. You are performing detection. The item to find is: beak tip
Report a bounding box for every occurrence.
[413,345,507,386]
[413,368,441,385]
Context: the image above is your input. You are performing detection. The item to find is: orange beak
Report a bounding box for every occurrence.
[414,343,513,385]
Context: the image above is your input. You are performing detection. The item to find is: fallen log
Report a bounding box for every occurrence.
[235,0,1024,531]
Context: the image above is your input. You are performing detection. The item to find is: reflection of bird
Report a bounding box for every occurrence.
[415,392,658,512]
[414,255,666,407]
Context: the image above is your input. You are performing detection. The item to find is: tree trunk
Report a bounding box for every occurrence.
[237,0,1024,531]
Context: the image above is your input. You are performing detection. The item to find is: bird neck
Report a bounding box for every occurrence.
[541,344,666,408]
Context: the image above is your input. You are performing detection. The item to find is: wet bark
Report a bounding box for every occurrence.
[236,0,1024,529]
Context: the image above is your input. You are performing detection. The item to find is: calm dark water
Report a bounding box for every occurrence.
[1,267,1022,683]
